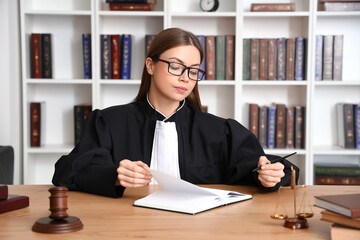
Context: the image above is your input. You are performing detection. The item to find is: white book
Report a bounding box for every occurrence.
[133,169,252,215]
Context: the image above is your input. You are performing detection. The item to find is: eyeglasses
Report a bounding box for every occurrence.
[155,58,206,81]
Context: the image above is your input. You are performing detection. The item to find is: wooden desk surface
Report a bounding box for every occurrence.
[0,185,359,240]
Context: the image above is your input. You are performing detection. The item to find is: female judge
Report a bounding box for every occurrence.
[52,28,298,198]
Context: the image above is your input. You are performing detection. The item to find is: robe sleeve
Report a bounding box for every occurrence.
[52,109,125,198]
[222,119,299,191]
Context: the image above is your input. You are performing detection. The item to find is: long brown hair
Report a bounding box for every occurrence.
[133,28,204,111]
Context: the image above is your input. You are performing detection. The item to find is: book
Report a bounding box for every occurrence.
[250,38,259,80]
[100,34,112,79]
[319,2,360,11]
[133,169,252,214]
[145,34,156,56]
[294,106,305,149]
[276,38,286,80]
[249,103,259,138]
[41,33,52,79]
[0,185,8,200]
[242,38,251,80]
[225,35,235,80]
[74,105,92,145]
[196,35,206,74]
[106,0,156,3]
[0,195,30,214]
[314,35,323,81]
[294,37,305,81]
[251,3,295,12]
[259,38,267,80]
[321,210,360,229]
[315,165,360,176]
[205,36,215,80]
[267,105,276,148]
[315,175,360,185]
[337,103,355,149]
[331,224,360,240]
[333,35,343,81]
[286,38,295,80]
[355,104,360,149]
[82,33,92,79]
[30,102,45,147]
[314,193,360,218]
[30,33,42,78]
[215,35,226,80]
[267,38,277,80]
[258,105,268,148]
[323,35,334,80]
[286,106,295,149]
[275,104,286,148]
[109,3,152,11]
[111,34,121,79]
[121,34,132,79]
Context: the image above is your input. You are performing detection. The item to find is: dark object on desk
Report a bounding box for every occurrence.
[32,187,83,233]
[314,193,360,218]
[0,146,14,184]
[0,194,29,214]
[252,152,297,172]
[0,184,8,200]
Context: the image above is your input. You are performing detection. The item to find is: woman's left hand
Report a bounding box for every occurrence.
[256,156,285,188]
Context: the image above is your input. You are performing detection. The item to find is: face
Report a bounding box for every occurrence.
[146,45,201,106]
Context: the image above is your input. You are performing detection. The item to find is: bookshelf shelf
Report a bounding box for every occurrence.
[20,0,360,185]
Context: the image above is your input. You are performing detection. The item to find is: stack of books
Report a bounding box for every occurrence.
[314,193,360,239]
[0,185,29,214]
[314,164,360,185]
[318,0,360,11]
[106,0,156,11]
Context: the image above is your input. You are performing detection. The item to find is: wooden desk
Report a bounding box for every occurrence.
[0,185,358,239]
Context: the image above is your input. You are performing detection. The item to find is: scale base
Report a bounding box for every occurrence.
[283,217,308,230]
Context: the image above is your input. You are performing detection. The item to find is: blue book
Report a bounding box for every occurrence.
[355,104,360,150]
[100,35,112,79]
[276,38,286,80]
[196,35,206,74]
[315,35,323,81]
[121,34,132,80]
[294,37,305,81]
[267,106,276,149]
[82,34,92,79]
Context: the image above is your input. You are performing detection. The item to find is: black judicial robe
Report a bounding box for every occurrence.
[52,100,299,198]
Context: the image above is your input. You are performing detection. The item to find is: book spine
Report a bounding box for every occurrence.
[286,106,295,148]
[322,2,360,11]
[82,33,92,79]
[276,104,286,148]
[215,35,226,80]
[249,103,259,138]
[276,38,286,80]
[267,38,277,80]
[242,39,251,80]
[286,38,295,80]
[343,104,355,149]
[106,0,156,3]
[30,33,42,78]
[323,35,334,80]
[295,106,305,149]
[250,38,259,80]
[30,102,41,147]
[333,35,343,81]
[225,35,235,80]
[315,35,323,81]
[0,185,8,200]
[294,37,305,81]
[41,33,52,79]
[267,106,276,149]
[259,106,268,148]
[101,35,112,79]
[259,39,267,80]
[337,103,345,148]
[109,3,152,11]
[111,34,121,79]
[145,34,156,56]
[121,34,132,79]
[315,175,360,185]
[74,105,84,145]
[205,36,215,80]
[251,3,295,11]
[196,35,206,73]
[315,166,360,176]
[355,104,360,150]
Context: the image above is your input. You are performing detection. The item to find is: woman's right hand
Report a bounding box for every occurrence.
[116,159,152,187]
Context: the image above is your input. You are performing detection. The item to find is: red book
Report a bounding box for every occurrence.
[0,185,8,200]
[0,195,29,214]
[111,35,121,79]
[109,3,152,11]
[31,33,42,78]
[205,36,216,80]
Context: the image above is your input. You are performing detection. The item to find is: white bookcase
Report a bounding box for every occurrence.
[20,0,360,185]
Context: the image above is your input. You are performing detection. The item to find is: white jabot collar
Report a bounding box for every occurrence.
[146,94,185,121]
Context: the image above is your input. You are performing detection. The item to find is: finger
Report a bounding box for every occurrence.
[260,162,284,171]
[258,174,281,188]
[259,169,285,178]
[118,174,151,187]
[120,160,152,177]
[257,156,270,167]
[117,166,152,180]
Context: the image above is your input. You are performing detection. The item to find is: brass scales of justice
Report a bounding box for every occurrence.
[271,166,314,229]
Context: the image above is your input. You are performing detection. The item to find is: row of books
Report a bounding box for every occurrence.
[100,34,132,80]
[248,103,305,149]
[30,33,52,79]
[314,193,360,240]
[315,35,343,81]
[337,103,360,149]
[243,38,306,81]
[106,0,156,11]
[318,0,360,11]
[315,164,360,185]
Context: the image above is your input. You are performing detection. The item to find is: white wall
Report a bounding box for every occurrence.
[0,0,22,184]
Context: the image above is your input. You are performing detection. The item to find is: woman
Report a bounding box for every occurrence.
[52,28,298,198]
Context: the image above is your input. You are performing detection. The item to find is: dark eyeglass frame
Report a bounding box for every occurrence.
[154,58,206,81]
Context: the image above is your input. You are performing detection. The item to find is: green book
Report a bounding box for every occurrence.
[215,35,225,80]
[243,39,251,80]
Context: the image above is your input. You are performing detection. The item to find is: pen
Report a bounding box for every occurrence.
[252,152,297,172]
